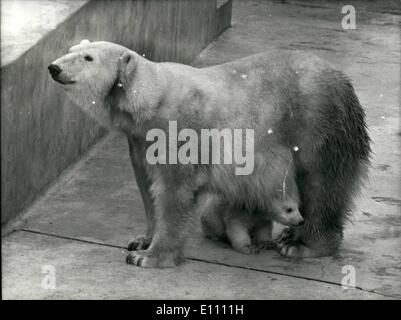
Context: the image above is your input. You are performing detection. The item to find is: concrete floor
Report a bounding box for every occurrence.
[2,0,401,299]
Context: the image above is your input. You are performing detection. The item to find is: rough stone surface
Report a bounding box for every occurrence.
[2,0,400,299]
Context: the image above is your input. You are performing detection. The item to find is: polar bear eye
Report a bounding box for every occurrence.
[286,207,293,213]
[84,55,93,62]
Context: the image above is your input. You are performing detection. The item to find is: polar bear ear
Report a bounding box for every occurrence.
[69,39,90,52]
[80,39,90,45]
[117,51,137,88]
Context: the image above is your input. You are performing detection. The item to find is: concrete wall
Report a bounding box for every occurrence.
[1,0,232,225]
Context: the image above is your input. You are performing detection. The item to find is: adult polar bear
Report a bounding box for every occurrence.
[49,40,370,267]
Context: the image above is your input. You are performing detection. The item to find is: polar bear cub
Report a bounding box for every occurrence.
[201,146,303,254]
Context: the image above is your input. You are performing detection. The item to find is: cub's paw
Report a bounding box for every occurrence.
[257,241,277,250]
[275,227,294,244]
[236,244,263,255]
[127,235,152,251]
[279,243,315,258]
[126,250,181,268]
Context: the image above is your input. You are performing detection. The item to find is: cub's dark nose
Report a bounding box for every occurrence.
[48,64,62,78]
[298,219,305,226]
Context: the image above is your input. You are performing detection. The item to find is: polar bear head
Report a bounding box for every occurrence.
[270,196,304,227]
[48,40,156,130]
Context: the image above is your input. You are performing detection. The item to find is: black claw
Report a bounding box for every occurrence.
[126,254,133,264]
[128,242,138,251]
[266,242,277,249]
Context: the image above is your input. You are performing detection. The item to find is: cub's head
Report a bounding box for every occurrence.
[48,40,142,128]
[270,197,304,227]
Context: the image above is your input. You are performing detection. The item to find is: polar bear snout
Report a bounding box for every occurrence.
[48,64,62,78]
[293,217,304,226]
[48,63,75,85]
[287,211,304,227]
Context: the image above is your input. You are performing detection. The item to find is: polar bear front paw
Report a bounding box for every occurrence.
[257,241,277,250]
[235,244,263,255]
[275,227,294,244]
[279,243,315,258]
[126,250,181,268]
[127,235,152,251]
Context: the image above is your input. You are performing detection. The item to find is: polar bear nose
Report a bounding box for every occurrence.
[48,64,62,78]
